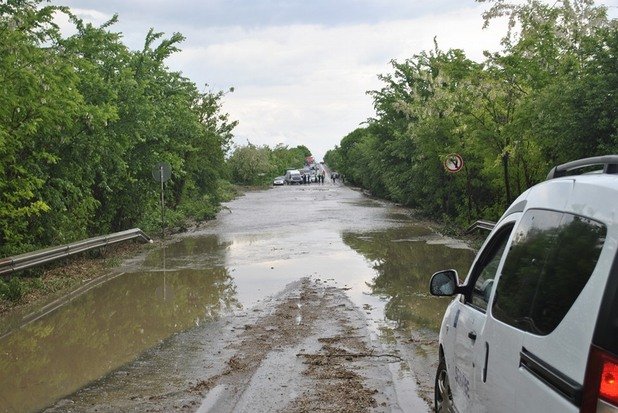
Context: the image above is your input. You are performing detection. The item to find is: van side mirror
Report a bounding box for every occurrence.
[429,269,461,296]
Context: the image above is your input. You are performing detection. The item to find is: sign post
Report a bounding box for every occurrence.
[151,162,171,240]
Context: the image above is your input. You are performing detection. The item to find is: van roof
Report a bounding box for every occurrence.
[505,175,618,226]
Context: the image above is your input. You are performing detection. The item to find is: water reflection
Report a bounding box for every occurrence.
[0,236,238,413]
[141,236,228,269]
[342,225,475,333]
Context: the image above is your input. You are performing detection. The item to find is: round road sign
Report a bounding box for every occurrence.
[444,154,464,173]
[152,162,172,182]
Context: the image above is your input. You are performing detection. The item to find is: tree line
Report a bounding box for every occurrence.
[325,0,617,226]
[0,0,243,257]
[227,143,311,186]
[0,0,313,260]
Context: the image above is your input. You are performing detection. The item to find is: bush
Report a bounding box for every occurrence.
[216,179,240,202]
[138,183,239,235]
[0,277,27,302]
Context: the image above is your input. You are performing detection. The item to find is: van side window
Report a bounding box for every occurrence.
[467,224,514,312]
[492,209,606,335]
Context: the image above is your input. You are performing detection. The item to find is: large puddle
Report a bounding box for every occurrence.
[0,184,475,412]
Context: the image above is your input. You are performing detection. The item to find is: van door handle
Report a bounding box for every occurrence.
[468,331,477,341]
[483,342,489,382]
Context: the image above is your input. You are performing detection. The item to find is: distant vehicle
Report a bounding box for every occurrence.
[273,176,285,186]
[284,169,302,185]
[429,155,618,413]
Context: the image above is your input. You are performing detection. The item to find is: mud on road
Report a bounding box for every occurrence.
[194,278,397,412]
[48,278,429,412]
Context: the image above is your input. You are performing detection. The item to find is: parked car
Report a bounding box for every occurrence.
[273,176,285,186]
[284,169,302,185]
[429,155,618,413]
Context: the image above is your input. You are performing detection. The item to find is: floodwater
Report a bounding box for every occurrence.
[0,181,475,412]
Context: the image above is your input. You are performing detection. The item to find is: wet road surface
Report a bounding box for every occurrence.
[0,180,474,412]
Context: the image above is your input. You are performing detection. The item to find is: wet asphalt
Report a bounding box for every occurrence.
[0,179,474,412]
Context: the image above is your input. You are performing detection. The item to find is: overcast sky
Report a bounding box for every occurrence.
[54,0,618,161]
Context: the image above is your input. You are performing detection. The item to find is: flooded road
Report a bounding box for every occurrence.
[0,181,475,412]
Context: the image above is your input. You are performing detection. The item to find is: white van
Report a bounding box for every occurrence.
[429,155,618,413]
[284,169,302,185]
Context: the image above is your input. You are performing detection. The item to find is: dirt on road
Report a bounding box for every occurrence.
[193,278,398,412]
[46,278,433,412]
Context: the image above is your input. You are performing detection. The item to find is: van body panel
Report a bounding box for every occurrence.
[524,179,574,212]
[475,318,523,413]
[594,249,618,356]
[516,366,579,413]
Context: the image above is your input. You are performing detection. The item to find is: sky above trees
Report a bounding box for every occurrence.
[53,0,618,160]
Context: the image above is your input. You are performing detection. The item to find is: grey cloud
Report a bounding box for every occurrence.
[57,0,461,29]
[52,0,502,163]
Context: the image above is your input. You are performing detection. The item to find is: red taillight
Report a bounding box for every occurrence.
[581,346,618,412]
[600,358,618,404]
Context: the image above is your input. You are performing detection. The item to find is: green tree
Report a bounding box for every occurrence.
[227,143,311,186]
[327,0,616,227]
[0,1,88,252]
[0,0,237,255]
[227,143,272,185]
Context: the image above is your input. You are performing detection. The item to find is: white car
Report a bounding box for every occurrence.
[273,176,285,186]
[429,155,618,413]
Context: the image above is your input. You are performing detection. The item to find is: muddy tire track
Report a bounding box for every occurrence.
[190,278,393,412]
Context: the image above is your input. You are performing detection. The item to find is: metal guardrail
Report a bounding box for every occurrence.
[0,228,152,276]
[465,220,496,233]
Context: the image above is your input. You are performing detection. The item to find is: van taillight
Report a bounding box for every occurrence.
[581,346,618,412]
[600,359,618,404]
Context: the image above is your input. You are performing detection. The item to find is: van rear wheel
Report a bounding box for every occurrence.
[435,357,454,413]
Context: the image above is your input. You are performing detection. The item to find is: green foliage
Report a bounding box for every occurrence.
[269,144,310,177]
[0,0,236,256]
[214,179,240,202]
[227,143,311,186]
[227,143,272,185]
[0,278,27,302]
[328,0,617,226]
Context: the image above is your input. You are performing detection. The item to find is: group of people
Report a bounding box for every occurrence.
[297,167,345,185]
[330,172,344,183]
[301,172,326,184]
